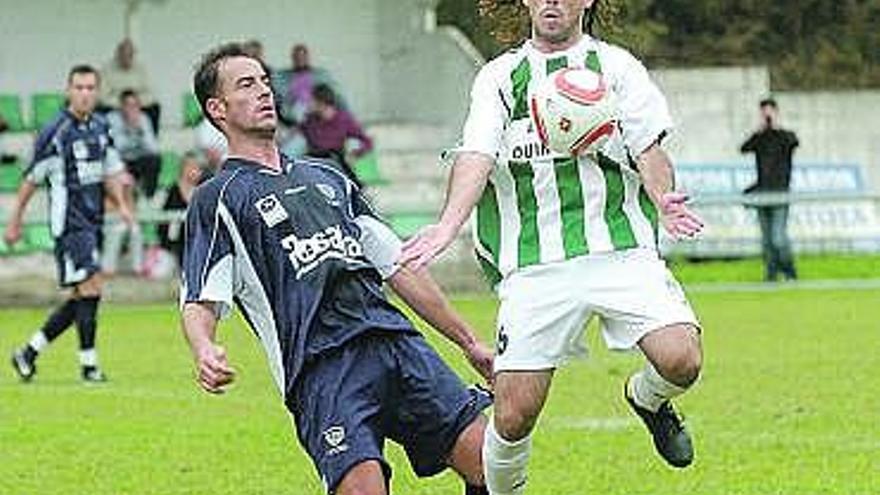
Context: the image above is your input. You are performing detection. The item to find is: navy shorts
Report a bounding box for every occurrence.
[54,229,102,287]
[288,332,492,494]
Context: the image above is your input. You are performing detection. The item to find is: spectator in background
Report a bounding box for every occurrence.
[274,43,346,125]
[301,84,372,187]
[100,39,161,133]
[193,116,227,179]
[157,151,201,267]
[102,171,144,278]
[108,89,161,199]
[741,98,800,282]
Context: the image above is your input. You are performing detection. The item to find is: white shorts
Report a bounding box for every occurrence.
[494,248,699,372]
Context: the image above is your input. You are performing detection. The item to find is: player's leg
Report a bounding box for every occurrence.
[11,237,83,381]
[288,336,394,495]
[335,461,387,495]
[382,333,492,493]
[484,370,553,495]
[590,249,701,467]
[11,296,78,381]
[771,205,796,280]
[73,272,106,382]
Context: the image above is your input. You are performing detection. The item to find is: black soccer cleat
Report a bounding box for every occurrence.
[11,349,36,382]
[625,379,694,468]
[82,366,108,383]
[464,484,489,495]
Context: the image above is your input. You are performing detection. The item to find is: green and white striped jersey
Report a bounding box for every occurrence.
[458,36,672,284]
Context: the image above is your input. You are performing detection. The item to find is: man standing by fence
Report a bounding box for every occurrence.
[741,98,800,282]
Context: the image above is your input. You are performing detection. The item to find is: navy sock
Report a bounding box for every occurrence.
[25,299,78,361]
[74,296,101,352]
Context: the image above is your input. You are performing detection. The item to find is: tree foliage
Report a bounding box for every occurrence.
[436,0,880,90]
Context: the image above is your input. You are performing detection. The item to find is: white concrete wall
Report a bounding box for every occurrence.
[653,66,880,190]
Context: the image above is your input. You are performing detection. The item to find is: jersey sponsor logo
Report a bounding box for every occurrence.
[280,224,364,278]
[72,139,89,160]
[254,194,288,228]
[511,141,553,161]
[75,160,104,185]
[323,425,349,457]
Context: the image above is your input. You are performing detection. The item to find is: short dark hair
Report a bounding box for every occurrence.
[760,98,778,109]
[119,88,139,104]
[312,84,336,107]
[193,42,269,129]
[67,64,100,85]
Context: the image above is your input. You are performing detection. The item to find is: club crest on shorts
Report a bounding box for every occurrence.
[254,193,288,228]
[323,425,349,456]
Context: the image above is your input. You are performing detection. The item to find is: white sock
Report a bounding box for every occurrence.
[629,363,686,412]
[28,332,49,353]
[79,349,98,367]
[483,420,531,495]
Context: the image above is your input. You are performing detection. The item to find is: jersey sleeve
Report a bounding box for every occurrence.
[179,187,235,318]
[24,124,62,184]
[610,46,674,156]
[345,178,402,279]
[457,65,506,160]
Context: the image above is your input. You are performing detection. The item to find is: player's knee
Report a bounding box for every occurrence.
[494,406,538,442]
[662,345,702,388]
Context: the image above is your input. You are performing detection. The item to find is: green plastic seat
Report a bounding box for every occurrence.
[158,152,181,189]
[352,152,388,186]
[23,224,54,252]
[182,93,202,127]
[0,162,23,192]
[0,94,26,132]
[31,93,66,130]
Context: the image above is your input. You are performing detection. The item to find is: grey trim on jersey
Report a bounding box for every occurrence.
[354,215,402,280]
[217,201,286,395]
[26,156,69,237]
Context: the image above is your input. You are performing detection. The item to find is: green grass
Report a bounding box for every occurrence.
[670,254,880,284]
[1,289,878,494]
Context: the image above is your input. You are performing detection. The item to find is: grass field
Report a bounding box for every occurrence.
[1,286,878,494]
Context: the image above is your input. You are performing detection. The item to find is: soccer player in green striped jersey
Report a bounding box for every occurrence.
[401,1,705,493]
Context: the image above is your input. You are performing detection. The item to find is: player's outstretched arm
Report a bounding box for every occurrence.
[636,143,704,240]
[399,152,494,269]
[182,301,235,394]
[3,180,37,245]
[388,265,494,383]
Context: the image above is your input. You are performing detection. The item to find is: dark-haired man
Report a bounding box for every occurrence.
[7,64,133,382]
[400,0,705,492]
[180,43,493,495]
[741,98,799,282]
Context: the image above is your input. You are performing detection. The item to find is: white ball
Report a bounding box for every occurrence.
[529,68,618,156]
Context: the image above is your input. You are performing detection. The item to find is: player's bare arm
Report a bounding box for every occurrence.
[399,152,494,268]
[636,143,704,239]
[3,179,37,245]
[388,264,494,382]
[182,301,235,394]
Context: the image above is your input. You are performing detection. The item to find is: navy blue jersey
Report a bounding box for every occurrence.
[181,156,415,398]
[24,110,124,237]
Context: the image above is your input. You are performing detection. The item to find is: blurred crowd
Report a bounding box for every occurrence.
[0,37,375,280]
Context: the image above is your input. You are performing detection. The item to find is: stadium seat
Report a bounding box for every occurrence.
[0,160,23,192]
[158,151,181,189]
[352,152,388,186]
[388,211,434,239]
[182,93,202,127]
[31,93,66,130]
[0,94,26,132]
[23,224,54,252]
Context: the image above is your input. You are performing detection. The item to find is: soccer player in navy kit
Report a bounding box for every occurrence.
[180,43,493,495]
[6,64,133,383]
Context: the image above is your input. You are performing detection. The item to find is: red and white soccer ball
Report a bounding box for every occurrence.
[530,68,618,156]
